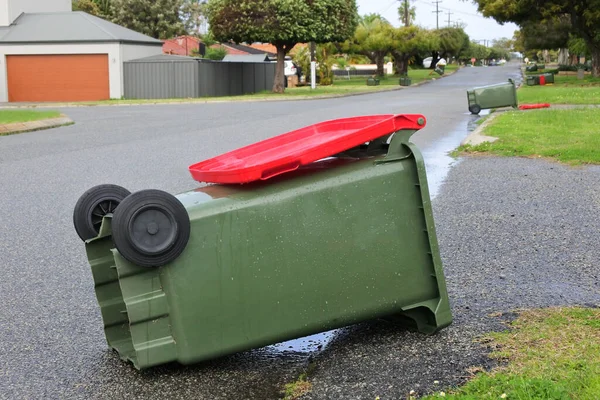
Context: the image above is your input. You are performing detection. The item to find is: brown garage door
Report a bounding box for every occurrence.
[7,54,110,102]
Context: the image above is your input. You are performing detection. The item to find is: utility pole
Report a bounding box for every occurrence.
[432,0,443,29]
[446,11,453,27]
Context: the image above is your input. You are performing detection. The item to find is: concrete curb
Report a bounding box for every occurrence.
[460,112,502,146]
[0,115,74,135]
[0,67,462,109]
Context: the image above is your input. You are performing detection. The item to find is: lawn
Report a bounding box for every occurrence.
[518,74,600,105]
[456,108,600,165]
[0,109,61,124]
[333,65,458,86]
[422,307,600,399]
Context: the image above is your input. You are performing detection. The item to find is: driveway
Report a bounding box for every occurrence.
[1,64,524,399]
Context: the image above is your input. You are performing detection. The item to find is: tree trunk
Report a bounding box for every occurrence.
[558,48,569,65]
[272,45,286,93]
[376,53,385,76]
[393,53,409,76]
[592,46,600,78]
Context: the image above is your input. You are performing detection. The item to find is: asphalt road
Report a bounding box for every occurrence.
[0,64,526,399]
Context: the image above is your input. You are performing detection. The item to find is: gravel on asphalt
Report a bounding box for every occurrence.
[303,155,600,399]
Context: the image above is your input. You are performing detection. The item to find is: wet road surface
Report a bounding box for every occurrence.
[1,63,525,399]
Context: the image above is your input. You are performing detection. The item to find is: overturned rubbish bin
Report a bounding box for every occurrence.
[467,78,518,114]
[74,114,453,369]
[526,73,554,86]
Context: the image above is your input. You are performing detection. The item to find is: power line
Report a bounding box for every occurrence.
[432,0,443,29]
[415,0,489,20]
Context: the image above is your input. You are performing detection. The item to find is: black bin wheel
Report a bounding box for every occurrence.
[469,105,481,115]
[73,184,131,241]
[112,189,190,268]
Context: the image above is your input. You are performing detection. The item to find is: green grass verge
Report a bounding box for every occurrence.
[282,372,312,400]
[422,307,600,399]
[333,65,458,86]
[456,108,600,165]
[0,109,61,124]
[518,74,600,105]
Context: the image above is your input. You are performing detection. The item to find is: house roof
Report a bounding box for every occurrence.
[222,54,270,62]
[222,43,276,56]
[163,35,202,56]
[0,12,163,45]
[127,54,199,63]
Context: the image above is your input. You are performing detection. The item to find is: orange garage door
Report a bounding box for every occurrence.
[7,54,110,102]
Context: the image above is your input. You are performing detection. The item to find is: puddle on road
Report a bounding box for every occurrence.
[265,330,338,355]
[422,110,489,199]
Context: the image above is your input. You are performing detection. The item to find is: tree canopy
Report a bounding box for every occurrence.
[391,26,438,75]
[206,0,359,93]
[350,15,395,76]
[110,0,186,39]
[474,0,600,75]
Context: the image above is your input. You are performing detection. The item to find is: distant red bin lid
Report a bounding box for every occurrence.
[188,114,426,184]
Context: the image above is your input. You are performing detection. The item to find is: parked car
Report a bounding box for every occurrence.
[422,57,446,69]
[285,60,298,76]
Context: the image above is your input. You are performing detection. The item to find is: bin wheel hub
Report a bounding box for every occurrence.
[129,206,177,254]
[112,189,191,268]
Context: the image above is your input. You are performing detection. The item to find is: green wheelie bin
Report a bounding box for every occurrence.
[73,114,453,369]
[467,78,518,114]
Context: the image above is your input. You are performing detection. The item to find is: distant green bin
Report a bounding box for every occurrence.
[74,114,452,369]
[399,76,411,86]
[526,73,554,86]
[467,78,518,114]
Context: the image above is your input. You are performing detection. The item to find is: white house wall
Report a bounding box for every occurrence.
[119,43,163,96]
[0,42,121,102]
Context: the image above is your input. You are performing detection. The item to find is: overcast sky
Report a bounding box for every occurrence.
[356,0,519,44]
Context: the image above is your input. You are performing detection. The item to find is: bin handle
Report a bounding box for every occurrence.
[260,161,301,180]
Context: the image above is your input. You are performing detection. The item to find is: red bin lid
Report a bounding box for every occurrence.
[188,114,426,184]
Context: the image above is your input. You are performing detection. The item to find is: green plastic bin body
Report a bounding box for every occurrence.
[526,73,554,86]
[541,73,554,83]
[367,77,380,86]
[467,79,518,114]
[526,75,538,86]
[84,129,452,370]
[399,76,411,86]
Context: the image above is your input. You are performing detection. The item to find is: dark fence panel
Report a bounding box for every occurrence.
[124,58,276,99]
[333,69,378,77]
[123,60,199,99]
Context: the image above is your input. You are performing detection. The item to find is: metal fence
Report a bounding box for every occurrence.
[333,68,378,77]
[123,56,276,99]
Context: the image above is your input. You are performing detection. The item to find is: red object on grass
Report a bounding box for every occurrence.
[519,103,551,110]
[188,114,426,184]
[539,75,546,85]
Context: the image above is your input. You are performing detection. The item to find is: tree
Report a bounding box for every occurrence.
[474,0,600,76]
[391,26,438,75]
[110,0,186,39]
[72,0,101,15]
[351,15,395,76]
[181,0,208,34]
[460,41,490,63]
[429,27,470,68]
[73,0,112,17]
[206,0,358,93]
[398,0,416,27]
